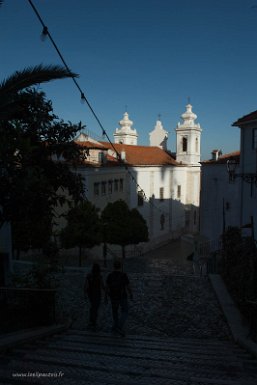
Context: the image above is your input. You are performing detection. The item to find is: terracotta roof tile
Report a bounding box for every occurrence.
[232,110,257,126]
[99,142,178,166]
[201,151,240,165]
[75,140,108,150]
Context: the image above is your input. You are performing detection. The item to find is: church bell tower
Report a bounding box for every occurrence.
[175,104,202,165]
[114,112,138,145]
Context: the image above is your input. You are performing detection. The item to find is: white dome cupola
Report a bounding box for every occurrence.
[175,104,202,165]
[114,112,138,145]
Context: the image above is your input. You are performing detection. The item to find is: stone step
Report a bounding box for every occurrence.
[50,331,248,359]
[11,344,257,379]
[66,329,239,349]
[2,354,255,385]
[0,331,256,385]
[25,339,255,373]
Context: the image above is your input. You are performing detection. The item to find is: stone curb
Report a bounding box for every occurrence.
[209,273,257,360]
[0,320,71,352]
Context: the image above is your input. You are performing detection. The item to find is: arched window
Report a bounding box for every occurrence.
[182,137,187,152]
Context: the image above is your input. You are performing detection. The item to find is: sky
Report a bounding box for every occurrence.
[1,0,257,160]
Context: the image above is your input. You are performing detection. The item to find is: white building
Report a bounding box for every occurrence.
[200,108,257,250]
[74,104,202,252]
[232,110,257,241]
[200,151,241,250]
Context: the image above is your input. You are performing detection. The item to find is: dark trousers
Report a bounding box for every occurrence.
[111,297,128,330]
[89,297,100,326]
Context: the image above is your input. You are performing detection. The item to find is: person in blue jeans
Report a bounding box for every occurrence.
[106,259,133,336]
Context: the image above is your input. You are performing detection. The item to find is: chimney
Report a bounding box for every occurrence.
[121,151,126,161]
[211,149,222,161]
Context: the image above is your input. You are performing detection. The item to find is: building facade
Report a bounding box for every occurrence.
[200,151,241,250]
[74,104,202,252]
[232,111,257,240]
[200,108,257,250]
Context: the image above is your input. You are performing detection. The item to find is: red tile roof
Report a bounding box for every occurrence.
[232,110,257,126]
[100,142,178,166]
[75,140,108,150]
[201,151,240,165]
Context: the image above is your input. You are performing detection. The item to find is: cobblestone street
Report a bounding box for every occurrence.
[55,240,231,340]
[2,240,257,385]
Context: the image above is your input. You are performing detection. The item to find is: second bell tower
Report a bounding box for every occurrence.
[175,104,202,165]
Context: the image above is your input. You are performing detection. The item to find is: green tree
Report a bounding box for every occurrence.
[129,208,149,245]
[0,87,85,255]
[0,64,81,227]
[60,201,102,266]
[101,200,148,259]
[0,64,83,286]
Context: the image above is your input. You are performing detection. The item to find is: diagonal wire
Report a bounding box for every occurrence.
[26,0,176,217]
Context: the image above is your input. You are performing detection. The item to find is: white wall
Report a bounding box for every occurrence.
[200,163,241,248]
[239,124,257,239]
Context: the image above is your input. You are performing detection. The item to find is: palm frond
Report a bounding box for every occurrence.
[0,64,78,96]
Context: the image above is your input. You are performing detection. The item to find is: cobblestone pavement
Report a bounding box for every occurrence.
[54,240,231,340]
[2,240,257,384]
[1,330,257,385]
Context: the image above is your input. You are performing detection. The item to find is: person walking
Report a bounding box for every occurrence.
[84,263,105,331]
[105,259,133,336]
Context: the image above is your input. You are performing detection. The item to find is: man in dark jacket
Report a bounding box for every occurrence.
[106,259,133,336]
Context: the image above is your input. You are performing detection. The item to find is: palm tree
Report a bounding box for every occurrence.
[0,64,78,120]
[0,63,78,285]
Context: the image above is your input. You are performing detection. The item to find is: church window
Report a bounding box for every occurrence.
[94,183,99,196]
[160,187,164,201]
[137,190,144,206]
[119,178,124,192]
[108,180,113,194]
[177,185,181,199]
[114,179,119,192]
[101,181,106,195]
[182,137,187,152]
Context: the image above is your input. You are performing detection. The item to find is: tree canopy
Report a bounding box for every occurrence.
[60,200,102,266]
[101,200,148,259]
[0,65,85,254]
[0,64,77,121]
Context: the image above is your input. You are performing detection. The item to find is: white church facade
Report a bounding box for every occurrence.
[74,103,202,253]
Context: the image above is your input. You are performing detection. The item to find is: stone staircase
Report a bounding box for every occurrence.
[0,329,257,385]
